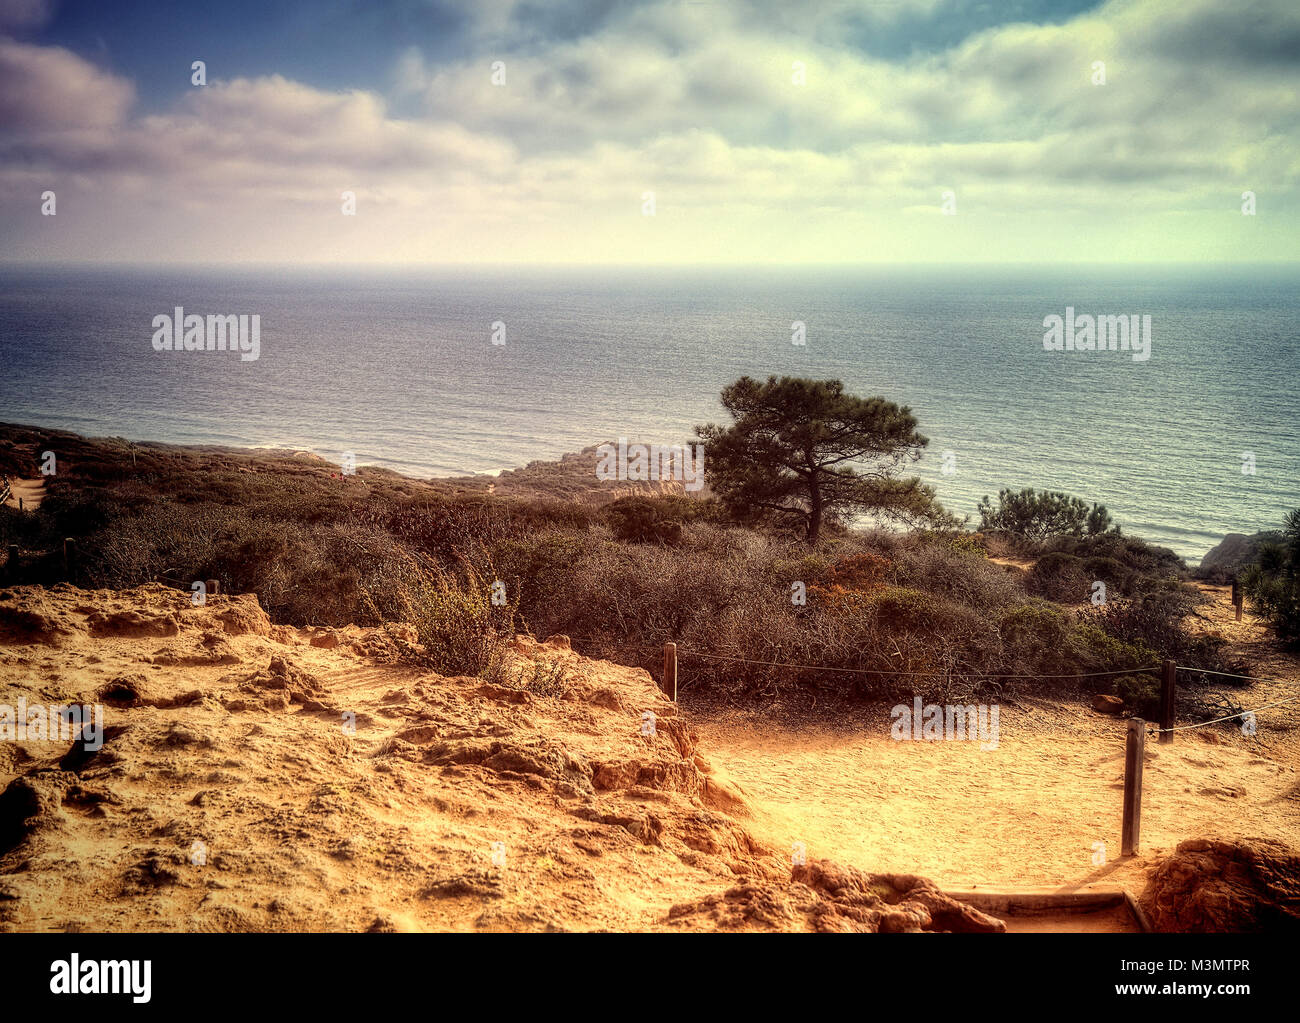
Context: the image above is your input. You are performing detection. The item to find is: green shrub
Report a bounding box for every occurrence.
[607,497,683,544]
[1242,508,1300,645]
[375,557,517,679]
[978,487,1116,539]
[996,601,1075,676]
[1069,624,1158,677]
[1082,556,1129,590]
[1114,674,1160,716]
[1028,551,1091,603]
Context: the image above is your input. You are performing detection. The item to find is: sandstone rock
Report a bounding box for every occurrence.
[87,609,179,639]
[474,683,531,705]
[1092,693,1124,714]
[1197,531,1282,582]
[0,605,72,645]
[0,770,79,855]
[1139,838,1300,932]
[212,595,275,637]
[587,687,625,712]
[666,859,1006,933]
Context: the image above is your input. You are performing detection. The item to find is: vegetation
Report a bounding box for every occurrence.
[1242,508,1300,645]
[695,376,950,545]
[0,413,1244,710]
[978,487,1116,540]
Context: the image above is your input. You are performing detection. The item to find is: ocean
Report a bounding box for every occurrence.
[1,263,1296,563]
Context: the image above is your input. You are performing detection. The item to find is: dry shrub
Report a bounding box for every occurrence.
[366,552,517,679]
[14,423,1228,709]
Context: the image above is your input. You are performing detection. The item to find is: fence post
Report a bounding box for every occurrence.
[62,537,75,579]
[663,642,677,702]
[205,579,220,597]
[1158,659,1176,745]
[1122,717,1145,856]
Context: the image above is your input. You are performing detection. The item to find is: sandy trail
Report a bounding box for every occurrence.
[2,477,46,511]
[691,575,1300,895]
[697,700,1300,893]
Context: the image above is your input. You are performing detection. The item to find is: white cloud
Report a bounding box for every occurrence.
[1,0,1297,263]
[0,37,133,130]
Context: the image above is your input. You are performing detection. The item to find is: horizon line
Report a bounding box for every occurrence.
[4,259,1300,270]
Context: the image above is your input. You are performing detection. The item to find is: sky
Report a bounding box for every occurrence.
[0,0,1297,264]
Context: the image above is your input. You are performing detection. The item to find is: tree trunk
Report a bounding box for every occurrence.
[807,477,823,546]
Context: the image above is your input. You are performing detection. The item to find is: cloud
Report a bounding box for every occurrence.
[0,0,57,31]
[0,37,133,131]
[0,0,1297,263]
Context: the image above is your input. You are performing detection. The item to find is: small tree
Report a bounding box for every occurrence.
[1242,508,1300,644]
[694,376,946,546]
[977,487,1116,541]
[607,496,683,545]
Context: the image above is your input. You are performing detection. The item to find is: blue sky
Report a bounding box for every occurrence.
[21,0,1112,111]
[30,1,470,111]
[1,0,1297,263]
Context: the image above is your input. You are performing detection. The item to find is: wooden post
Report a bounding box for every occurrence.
[663,642,677,702]
[1122,718,1145,856]
[1234,593,1244,622]
[205,579,220,597]
[62,537,74,578]
[1158,659,1176,744]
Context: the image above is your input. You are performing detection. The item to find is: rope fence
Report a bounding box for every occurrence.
[552,632,1165,691]
[1169,665,1285,684]
[556,635,1295,858]
[1148,692,1300,734]
[554,636,1294,725]
[677,648,1158,680]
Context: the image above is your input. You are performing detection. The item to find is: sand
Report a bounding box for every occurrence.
[693,580,1300,893]
[1,578,1295,931]
[1,477,45,511]
[8,584,979,933]
[695,705,1297,893]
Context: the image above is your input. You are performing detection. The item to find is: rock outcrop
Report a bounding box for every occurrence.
[1139,838,1300,932]
[0,583,1001,932]
[1197,531,1281,582]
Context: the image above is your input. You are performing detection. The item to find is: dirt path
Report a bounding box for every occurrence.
[697,705,1299,892]
[2,477,46,511]
[694,580,1300,894]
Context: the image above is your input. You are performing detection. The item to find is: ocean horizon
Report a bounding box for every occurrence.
[2,262,1296,564]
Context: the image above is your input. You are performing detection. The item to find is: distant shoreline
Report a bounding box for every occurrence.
[0,419,1254,569]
